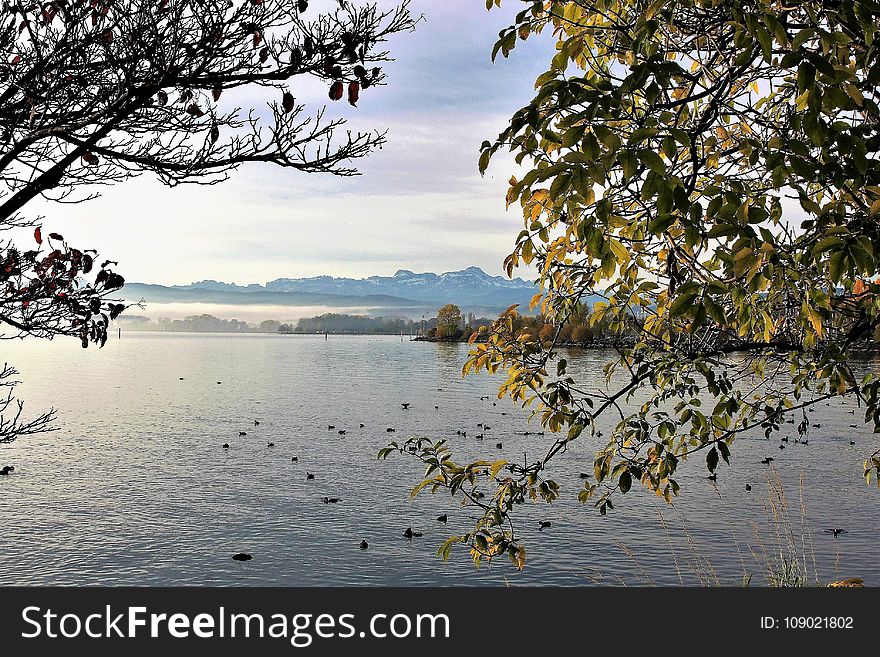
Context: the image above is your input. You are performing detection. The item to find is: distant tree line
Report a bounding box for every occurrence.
[117,314,260,333]
[116,306,625,343]
[115,313,436,334]
[421,303,620,345]
[293,313,421,334]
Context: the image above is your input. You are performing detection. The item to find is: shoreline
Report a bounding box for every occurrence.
[412,335,880,354]
[412,335,637,348]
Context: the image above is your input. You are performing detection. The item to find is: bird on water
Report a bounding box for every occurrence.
[403,527,422,539]
[824,528,848,538]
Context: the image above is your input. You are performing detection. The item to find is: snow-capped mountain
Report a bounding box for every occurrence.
[165,267,538,307]
[261,267,536,306]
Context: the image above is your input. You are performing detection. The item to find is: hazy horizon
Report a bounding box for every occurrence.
[117,301,434,324]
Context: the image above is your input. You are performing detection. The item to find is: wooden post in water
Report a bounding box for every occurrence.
[118,327,121,339]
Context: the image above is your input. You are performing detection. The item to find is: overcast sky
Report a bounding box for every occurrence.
[31,0,554,286]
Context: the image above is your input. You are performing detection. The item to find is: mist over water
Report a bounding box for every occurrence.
[124,302,434,324]
[0,333,877,586]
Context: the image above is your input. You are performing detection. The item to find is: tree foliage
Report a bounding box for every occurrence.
[295,312,426,334]
[0,0,414,212]
[435,303,463,337]
[384,0,880,570]
[0,0,414,443]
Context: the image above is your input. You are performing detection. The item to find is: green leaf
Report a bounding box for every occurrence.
[791,28,815,50]
[829,250,849,282]
[669,292,698,317]
[478,148,491,174]
[648,213,676,235]
[718,441,731,465]
[707,224,740,239]
[704,296,728,324]
[638,149,666,174]
[755,26,773,62]
[619,150,639,179]
[707,447,719,473]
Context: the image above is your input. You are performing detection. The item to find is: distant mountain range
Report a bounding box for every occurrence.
[124,267,539,311]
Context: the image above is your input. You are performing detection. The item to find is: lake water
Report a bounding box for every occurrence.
[0,333,878,586]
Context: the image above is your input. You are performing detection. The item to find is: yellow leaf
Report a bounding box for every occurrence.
[489,459,509,478]
[645,0,666,19]
[828,578,864,588]
[514,546,526,570]
[803,304,824,336]
[845,83,864,107]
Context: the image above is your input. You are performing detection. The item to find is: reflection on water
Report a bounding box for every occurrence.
[0,333,878,586]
